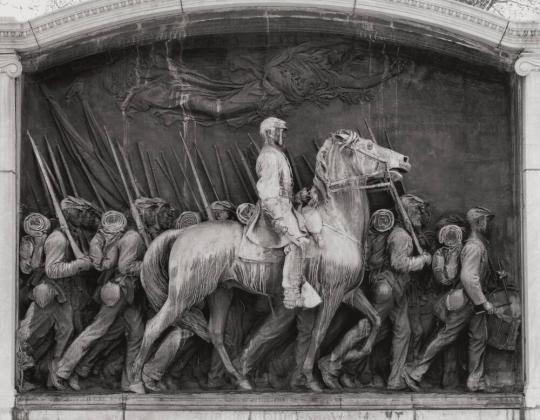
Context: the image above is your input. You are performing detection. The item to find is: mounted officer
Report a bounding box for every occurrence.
[246,116,321,309]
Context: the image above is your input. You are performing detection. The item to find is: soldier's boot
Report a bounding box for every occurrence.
[318,320,371,389]
[282,243,321,309]
[49,360,69,391]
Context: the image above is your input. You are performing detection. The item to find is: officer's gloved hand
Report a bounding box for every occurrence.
[483,301,495,315]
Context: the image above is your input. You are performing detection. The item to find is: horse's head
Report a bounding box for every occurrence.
[314,129,411,199]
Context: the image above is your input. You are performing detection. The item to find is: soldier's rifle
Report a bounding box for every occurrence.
[57,145,79,197]
[161,151,186,210]
[178,131,215,221]
[248,133,261,153]
[214,145,231,202]
[147,152,162,198]
[114,138,143,199]
[234,144,258,194]
[138,143,157,197]
[196,146,220,200]
[286,149,302,190]
[301,154,315,177]
[44,136,67,196]
[27,131,84,259]
[362,120,421,254]
[227,150,253,202]
[171,149,204,214]
[104,127,151,247]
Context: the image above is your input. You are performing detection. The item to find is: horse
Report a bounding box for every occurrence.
[129,129,411,392]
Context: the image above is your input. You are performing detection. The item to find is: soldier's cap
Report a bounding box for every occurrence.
[466,206,494,223]
[101,210,127,234]
[210,200,236,213]
[400,194,425,208]
[134,197,167,212]
[260,117,287,137]
[61,195,102,215]
[23,212,51,236]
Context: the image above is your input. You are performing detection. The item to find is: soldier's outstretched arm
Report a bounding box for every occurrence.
[388,229,426,273]
[45,232,90,279]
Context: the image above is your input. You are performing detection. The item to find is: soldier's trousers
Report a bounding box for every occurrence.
[374,293,411,388]
[56,295,144,382]
[408,303,487,389]
[142,327,194,382]
[18,301,74,362]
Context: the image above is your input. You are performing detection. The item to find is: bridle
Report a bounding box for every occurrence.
[324,140,393,193]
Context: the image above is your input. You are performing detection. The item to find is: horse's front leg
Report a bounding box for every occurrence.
[208,287,252,391]
[301,293,343,392]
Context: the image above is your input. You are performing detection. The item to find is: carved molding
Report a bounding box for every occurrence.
[515,54,540,76]
[0,54,22,78]
[0,0,539,62]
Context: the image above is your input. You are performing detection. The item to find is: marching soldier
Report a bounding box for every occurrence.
[247,116,320,309]
[404,207,497,392]
[18,198,100,389]
[52,198,177,391]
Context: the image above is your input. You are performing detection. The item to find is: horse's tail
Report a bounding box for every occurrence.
[141,229,181,312]
[141,229,210,342]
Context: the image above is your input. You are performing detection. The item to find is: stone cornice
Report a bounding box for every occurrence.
[0,54,22,78]
[515,53,540,76]
[0,0,538,71]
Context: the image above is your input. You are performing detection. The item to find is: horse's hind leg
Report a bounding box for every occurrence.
[129,298,180,392]
[208,287,252,390]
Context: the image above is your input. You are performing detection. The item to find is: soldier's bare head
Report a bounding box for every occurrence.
[61,196,101,230]
[260,117,287,147]
[467,207,494,235]
[400,194,428,230]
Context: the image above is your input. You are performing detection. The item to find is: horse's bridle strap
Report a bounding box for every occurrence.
[327,171,386,192]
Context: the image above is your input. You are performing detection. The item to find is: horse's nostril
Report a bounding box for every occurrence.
[403,156,409,163]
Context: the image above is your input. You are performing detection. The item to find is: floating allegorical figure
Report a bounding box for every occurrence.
[404,207,499,392]
[117,40,408,127]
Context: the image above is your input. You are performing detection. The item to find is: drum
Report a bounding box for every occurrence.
[486,288,521,351]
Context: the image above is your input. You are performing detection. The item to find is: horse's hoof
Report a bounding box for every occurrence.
[128,382,146,394]
[306,377,324,392]
[237,379,254,391]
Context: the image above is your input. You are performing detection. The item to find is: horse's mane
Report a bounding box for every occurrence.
[311,129,359,206]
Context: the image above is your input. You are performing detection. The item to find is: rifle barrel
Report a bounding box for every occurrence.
[172,149,204,213]
[227,150,254,202]
[104,126,151,247]
[301,154,315,177]
[115,139,142,199]
[234,144,258,194]
[248,133,261,153]
[27,131,83,258]
[161,152,185,210]
[138,143,157,197]
[196,146,220,200]
[178,132,214,221]
[44,136,67,196]
[214,145,231,202]
[56,145,78,197]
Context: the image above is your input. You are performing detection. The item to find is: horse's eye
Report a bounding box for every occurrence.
[366,141,374,151]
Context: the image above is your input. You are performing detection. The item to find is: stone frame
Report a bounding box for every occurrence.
[1,1,539,418]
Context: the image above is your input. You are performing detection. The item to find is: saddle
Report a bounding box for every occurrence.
[237,202,323,264]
